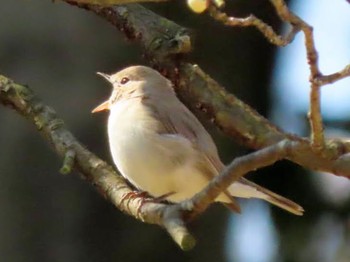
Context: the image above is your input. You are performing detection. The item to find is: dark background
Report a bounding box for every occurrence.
[0,1,349,261]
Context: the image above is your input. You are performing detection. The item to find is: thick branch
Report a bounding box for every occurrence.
[60,1,350,178]
[0,75,195,250]
[175,64,350,177]
[64,2,191,58]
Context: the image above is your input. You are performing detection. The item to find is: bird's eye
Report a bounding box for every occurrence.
[120,77,130,85]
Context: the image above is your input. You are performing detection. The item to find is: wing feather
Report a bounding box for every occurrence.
[143,97,240,211]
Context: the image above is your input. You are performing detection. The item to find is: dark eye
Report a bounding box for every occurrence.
[120,77,130,85]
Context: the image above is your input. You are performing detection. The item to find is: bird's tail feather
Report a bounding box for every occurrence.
[229,178,304,216]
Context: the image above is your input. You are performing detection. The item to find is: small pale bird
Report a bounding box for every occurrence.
[92,65,304,215]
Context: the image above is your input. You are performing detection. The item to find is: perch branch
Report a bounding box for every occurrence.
[0,75,194,250]
[0,75,305,249]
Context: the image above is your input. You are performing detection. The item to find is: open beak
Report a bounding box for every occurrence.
[92,72,112,113]
[96,72,111,82]
[91,100,110,113]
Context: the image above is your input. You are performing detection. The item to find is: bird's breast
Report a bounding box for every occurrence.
[106,99,221,202]
[107,100,161,165]
[107,100,180,194]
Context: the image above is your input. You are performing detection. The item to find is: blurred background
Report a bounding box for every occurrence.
[0,0,350,261]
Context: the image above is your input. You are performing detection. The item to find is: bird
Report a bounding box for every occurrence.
[92,65,304,215]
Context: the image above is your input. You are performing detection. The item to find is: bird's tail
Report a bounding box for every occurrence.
[229,178,304,216]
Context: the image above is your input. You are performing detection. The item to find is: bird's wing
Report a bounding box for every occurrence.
[147,98,223,175]
[144,97,241,211]
[143,97,304,215]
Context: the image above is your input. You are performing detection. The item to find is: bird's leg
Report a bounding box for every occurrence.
[136,191,176,215]
[120,190,150,207]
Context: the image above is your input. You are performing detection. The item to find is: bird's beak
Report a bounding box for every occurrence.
[91,100,110,113]
[96,72,111,82]
[93,72,112,113]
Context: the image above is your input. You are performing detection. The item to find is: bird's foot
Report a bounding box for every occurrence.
[120,190,149,207]
[120,190,162,217]
[136,191,176,215]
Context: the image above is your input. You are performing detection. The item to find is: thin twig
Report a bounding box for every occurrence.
[208,6,299,46]
[317,64,350,85]
[308,82,324,150]
[270,0,326,149]
[269,0,321,77]
[270,0,350,149]
[186,140,299,217]
[209,0,331,150]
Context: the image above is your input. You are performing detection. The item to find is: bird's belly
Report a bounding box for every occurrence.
[109,129,210,201]
[107,102,213,202]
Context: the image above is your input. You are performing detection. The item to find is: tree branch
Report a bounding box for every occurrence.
[208,6,299,46]
[207,0,350,152]
[0,75,195,250]
[64,2,191,58]
[57,2,350,178]
[183,139,301,218]
[267,0,325,150]
[175,64,350,177]
[4,0,350,250]
[0,75,305,249]
[317,64,350,85]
